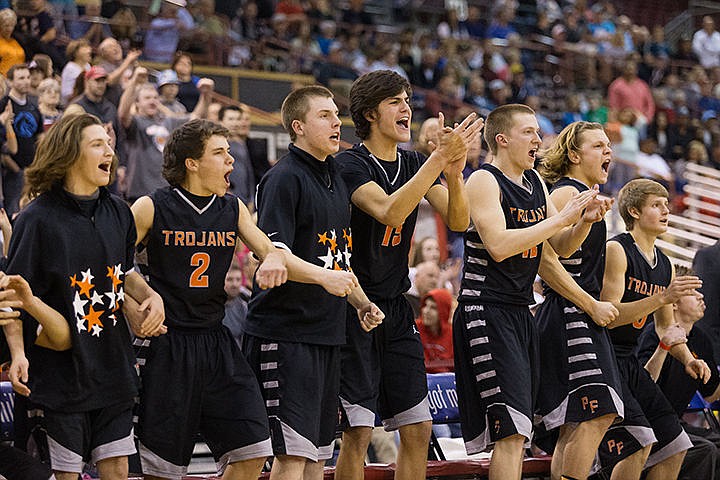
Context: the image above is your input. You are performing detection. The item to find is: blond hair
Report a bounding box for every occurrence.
[618,179,669,230]
[539,121,604,184]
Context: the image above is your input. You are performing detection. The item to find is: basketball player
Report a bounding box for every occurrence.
[534,121,623,480]
[242,86,384,480]
[3,114,164,479]
[333,70,483,480]
[598,178,710,480]
[452,104,611,480]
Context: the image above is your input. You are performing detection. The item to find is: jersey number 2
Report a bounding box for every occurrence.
[190,252,210,288]
[381,225,402,247]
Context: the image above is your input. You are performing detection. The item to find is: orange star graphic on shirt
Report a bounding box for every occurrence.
[328,235,337,252]
[69,274,78,288]
[318,232,329,245]
[77,277,94,298]
[342,229,352,250]
[106,266,122,290]
[83,305,104,331]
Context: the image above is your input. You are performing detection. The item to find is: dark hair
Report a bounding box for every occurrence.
[484,103,536,154]
[25,114,113,199]
[218,104,243,122]
[163,119,229,186]
[281,85,334,141]
[349,70,412,140]
[7,63,29,81]
[171,52,193,71]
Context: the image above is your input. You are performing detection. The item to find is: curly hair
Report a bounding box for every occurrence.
[163,119,230,187]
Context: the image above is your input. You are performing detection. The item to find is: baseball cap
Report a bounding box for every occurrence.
[156,69,179,88]
[85,66,108,80]
[489,79,506,90]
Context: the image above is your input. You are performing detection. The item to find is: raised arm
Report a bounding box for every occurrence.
[467,170,589,262]
[351,113,481,228]
[189,79,215,120]
[118,67,148,129]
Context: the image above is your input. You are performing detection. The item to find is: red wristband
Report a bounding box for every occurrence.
[659,340,672,351]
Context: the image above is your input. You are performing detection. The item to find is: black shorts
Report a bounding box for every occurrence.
[43,400,135,474]
[598,355,692,469]
[243,335,340,461]
[535,295,624,431]
[339,296,431,430]
[453,302,538,454]
[137,327,271,478]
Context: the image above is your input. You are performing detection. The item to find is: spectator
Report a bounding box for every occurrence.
[156,69,186,114]
[60,38,91,105]
[117,66,214,201]
[222,259,251,347]
[367,47,409,80]
[410,48,443,90]
[206,101,221,123]
[27,55,52,96]
[36,77,61,131]
[70,0,112,45]
[560,94,584,128]
[0,9,25,76]
[416,288,454,373]
[647,110,679,160]
[342,0,373,30]
[462,5,485,39]
[143,0,194,63]
[71,66,119,150]
[693,16,720,69]
[404,260,440,318]
[14,0,60,65]
[96,38,142,107]
[584,93,609,124]
[218,104,256,206]
[172,52,201,112]
[636,137,674,187]
[608,59,655,121]
[0,64,42,216]
[485,6,517,40]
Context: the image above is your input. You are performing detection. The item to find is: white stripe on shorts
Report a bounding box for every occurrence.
[568,368,603,380]
[567,337,593,346]
[470,336,489,347]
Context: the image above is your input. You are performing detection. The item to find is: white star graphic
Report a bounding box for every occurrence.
[81,268,94,284]
[343,246,352,265]
[76,317,86,333]
[91,324,103,337]
[105,291,117,310]
[334,249,344,265]
[116,287,125,304]
[109,313,117,326]
[114,264,124,279]
[90,291,103,306]
[72,292,88,318]
[318,248,335,269]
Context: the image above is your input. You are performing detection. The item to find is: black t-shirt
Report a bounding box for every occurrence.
[245,144,352,345]
[636,322,720,415]
[608,232,673,357]
[146,187,240,330]
[335,144,439,301]
[459,164,546,306]
[0,96,42,168]
[6,186,138,411]
[543,178,606,299]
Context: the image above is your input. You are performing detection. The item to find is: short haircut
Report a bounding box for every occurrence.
[617,178,669,230]
[163,119,230,187]
[281,85,333,142]
[538,121,604,184]
[484,104,536,155]
[218,104,244,122]
[349,70,412,140]
[6,63,29,81]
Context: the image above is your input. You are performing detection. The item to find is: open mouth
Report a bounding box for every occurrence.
[529,148,537,160]
[98,161,112,173]
[224,170,232,185]
[396,117,410,129]
[330,132,340,141]
[601,159,611,172]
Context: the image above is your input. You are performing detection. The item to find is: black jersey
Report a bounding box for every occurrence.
[245,144,352,346]
[146,187,239,330]
[6,186,138,412]
[335,144,440,300]
[459,164,547,306]
[543,178,606,299]
[608,232,673,357]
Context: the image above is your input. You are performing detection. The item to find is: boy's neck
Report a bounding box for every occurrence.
[492,152,527,184]
[629,228,657,258]
[675,317,695,335]
[363,135,398,161]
